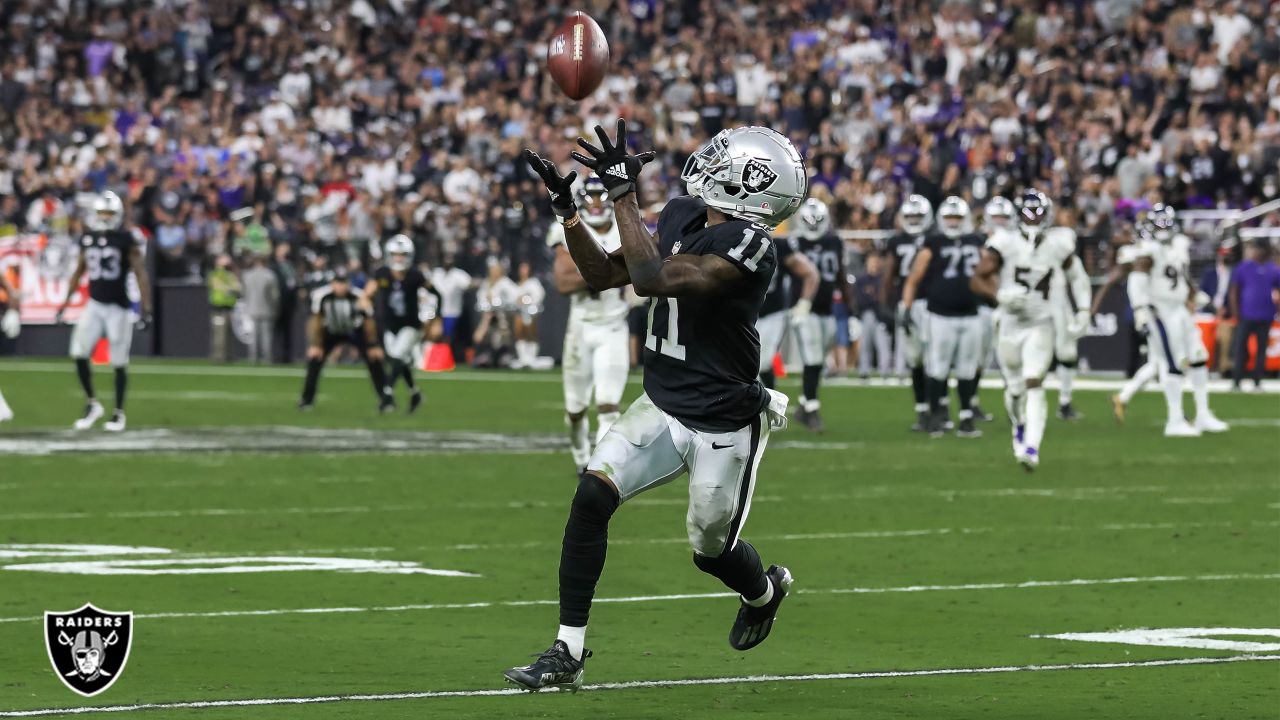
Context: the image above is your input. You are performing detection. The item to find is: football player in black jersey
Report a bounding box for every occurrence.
[881,194,934,431]
[788,198,854,432]
[299,267,395,412]
[755,230,818,390]
[55,192,153,432]
[508,122,804,691]
[902,196,986,438]
[363,235,441,413]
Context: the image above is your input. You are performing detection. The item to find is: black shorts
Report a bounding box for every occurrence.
[322,331,371,355]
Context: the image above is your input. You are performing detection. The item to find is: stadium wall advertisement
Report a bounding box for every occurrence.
[3,234,1275,372]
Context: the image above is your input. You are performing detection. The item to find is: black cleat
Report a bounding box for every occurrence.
[1057,402,1083,421]
[972,405,995,422]
[911,410,929,432]
[378,396,397,414]
[793,406,825,433]
[408,390,423,414]
[729,564,793,651]
[928,408,950,438]
[957,416,982,438]
[503,640,591,692]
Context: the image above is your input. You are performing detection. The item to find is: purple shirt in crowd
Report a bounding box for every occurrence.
[1231,259,1280,322]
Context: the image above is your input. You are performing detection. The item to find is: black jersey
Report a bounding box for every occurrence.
[794,234,844,315]
[373,266,438,332]
[759,236,797,317]
[922,232,984,316]
[644,196,776,433]
[312,287,370,336]
[79,230,141,308]
[884,232,929,304]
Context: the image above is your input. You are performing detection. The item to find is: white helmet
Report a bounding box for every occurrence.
[1143,203,1177,243]
[574,176,614,228]
[937,196,971,238]
[792,198,831,240]
[983,196,1015,231]
[385,234,414,272]
[88,191,124,231]
[681,126,807,228]
[897,194,933,235]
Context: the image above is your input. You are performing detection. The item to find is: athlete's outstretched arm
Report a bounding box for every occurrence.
[525,150,629,292]
[970,248,1002,302]
[787,251,819,303]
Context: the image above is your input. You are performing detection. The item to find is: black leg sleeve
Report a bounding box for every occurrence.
[75,358,95,399]
[366,358,390,400]
[301,359,323,404]
[400,359,417,390]
[113,367,127,411]
[927,376,948,414]
[559,474,619,627]
[693,540,768,601]
[802,365,821,401]
[957,377,978,412]
[911,364,927,404]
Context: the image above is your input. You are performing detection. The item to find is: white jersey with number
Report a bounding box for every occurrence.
[546,220,629,326]
[986,227,1076,326]
[1133,233,1193,311]
[1045,227,1079,311]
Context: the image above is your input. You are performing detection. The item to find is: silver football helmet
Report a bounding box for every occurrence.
[385,234,414,272]
[87,191,124,231]
[681,126,807,228]
[1143,203,1177,243]
[792,198,831,240]
[574,176,614,229]
[983,196,1015,232]
[937,196,971,239]
[897,194,933,235]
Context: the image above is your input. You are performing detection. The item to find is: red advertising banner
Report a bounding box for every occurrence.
[0,235,90,324]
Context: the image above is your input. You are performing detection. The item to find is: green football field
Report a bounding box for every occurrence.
[0,358,1277,719]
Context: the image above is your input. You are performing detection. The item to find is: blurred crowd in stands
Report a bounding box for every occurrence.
[0,0,1278,362]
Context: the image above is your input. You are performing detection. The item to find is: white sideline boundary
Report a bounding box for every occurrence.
[3,360,1276,393]
[1,654,1276,717]
[0,572,1275,625]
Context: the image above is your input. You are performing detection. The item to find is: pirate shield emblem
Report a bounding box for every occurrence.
[740,159,778,195]
[45,603,133,697]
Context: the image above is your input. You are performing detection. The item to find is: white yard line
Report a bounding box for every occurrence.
[5,360,1277,393]
[0,572,1274,625]
[1,654,1276,717]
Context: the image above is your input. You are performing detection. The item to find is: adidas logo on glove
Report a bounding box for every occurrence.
[604,163,629,180]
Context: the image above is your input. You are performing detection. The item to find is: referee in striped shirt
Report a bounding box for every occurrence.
[299,267,395,412]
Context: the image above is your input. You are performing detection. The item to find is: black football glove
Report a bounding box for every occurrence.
[523,149,578,219]
[570,118,655,200]
[136,311,153,331]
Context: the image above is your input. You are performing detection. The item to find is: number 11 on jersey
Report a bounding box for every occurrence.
[645,297,687,360]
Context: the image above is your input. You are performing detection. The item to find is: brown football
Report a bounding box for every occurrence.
[547,11,609,101]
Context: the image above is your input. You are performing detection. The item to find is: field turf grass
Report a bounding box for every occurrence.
[0,358,1277,719]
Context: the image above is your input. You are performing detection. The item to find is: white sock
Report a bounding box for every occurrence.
[1162,373,1186,424]
[1024,387,1047,450]
[557,624,587,661]
[595,411,619,443]
[1119,362,1157,403]
[914,402,928,413]
[1057,365,1075,405]
[1003,388,1025,425]
[0,388,11,418]
[1188,365,1212,418]
[568,414,591,468]
[745,581,774,608]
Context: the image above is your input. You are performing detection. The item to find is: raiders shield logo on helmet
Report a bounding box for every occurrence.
[45,603,133,697]
[740,160,778,195]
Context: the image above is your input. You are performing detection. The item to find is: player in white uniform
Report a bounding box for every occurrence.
[547,177,632,473]
[1125,205,1229,436]
[974,197,1019,422]
[0,270,20,422]
[1092,226,1160,423]
[971,190,1089,471]
[1045,207,1090,421]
